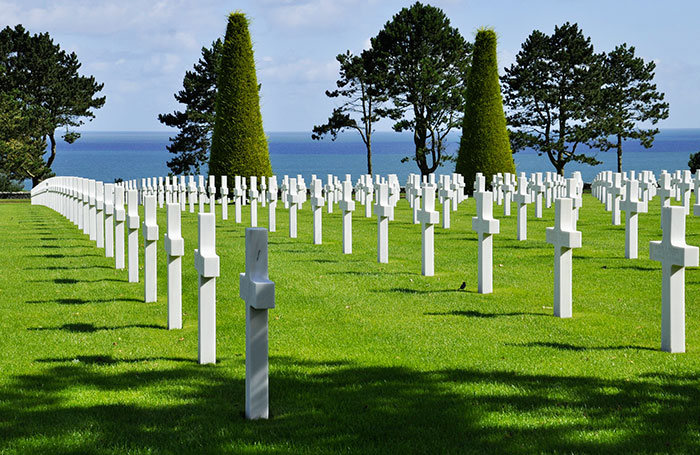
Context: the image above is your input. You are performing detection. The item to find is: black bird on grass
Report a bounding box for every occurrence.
[458,281,466,291]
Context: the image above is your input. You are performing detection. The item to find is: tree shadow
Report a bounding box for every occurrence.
[509,341,657,352]
[425,310,548,318]
[30,277,125,284]
[0,356,698,453]
[377,287,474,295]
[25,297,144,305]
[24,265,114,271]
[28,323,165,333]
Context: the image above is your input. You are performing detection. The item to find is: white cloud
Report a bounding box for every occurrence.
[266,0,361,29]
[260,57,339,83]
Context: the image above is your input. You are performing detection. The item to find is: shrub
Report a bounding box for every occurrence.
[208,12,272,188]
[456,28,515,191]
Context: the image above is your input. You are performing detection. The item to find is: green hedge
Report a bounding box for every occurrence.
[456,28,515,191]
[209,12,272,188]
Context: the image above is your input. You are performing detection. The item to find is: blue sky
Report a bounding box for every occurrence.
[2,0,699,132]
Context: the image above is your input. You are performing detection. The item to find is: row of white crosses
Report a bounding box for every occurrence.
[592,169,700,352]
[32,177,276,418]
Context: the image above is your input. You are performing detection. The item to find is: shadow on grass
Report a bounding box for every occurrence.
[377,287,473,295]
[28,253,101,259]
[0,356,698,453]
[25,297,143,305]
[29,277,125,284]
[34,355,198,365]
[509,341,657,352]
[28,322,165,333]
[425,310,548,318]
[24,265,114,271]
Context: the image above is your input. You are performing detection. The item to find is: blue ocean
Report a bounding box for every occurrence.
[43,129,700,187]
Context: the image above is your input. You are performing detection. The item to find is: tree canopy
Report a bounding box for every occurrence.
[456,28,515,190]
[371,2,471,176]
[312,50,395,175]
[158,39,221,175]
[209,13,271,185]
[502,22,602,175]
[593,43,669,172]
[0,24,105,186]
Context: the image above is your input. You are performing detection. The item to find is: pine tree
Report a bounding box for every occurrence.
[456,28,515,190]
[209,12,271,187]
[158,39,221,175]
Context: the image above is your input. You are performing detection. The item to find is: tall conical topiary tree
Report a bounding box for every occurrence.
[456,28,515,191]
[209,12,272,186]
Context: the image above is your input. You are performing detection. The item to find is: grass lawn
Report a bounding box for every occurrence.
[1,191,700,454]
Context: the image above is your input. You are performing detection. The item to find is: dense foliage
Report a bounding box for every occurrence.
[0,25,105,186]
[0,92,52,188]
[593,44,669,172]
[456,29,515,190]
[312,50,395,175]
[158,40,221,175]
[209,13,271,185]
[689,151,700,174]
[502,23,603,175]
[371,2,471,176]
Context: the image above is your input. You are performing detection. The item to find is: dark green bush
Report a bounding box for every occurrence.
[209,12,272,187]
[456,28,515,191]
[689,151,700,174]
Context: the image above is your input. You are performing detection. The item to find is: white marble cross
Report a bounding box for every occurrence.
[164,202,184,329]
[239,228,275,420]
[179,176,187,212]
[546,198,582,318]
[249,176,259,227]
[325,174,335,214]
[267,176,278,232]
[188,175,197,213]
[472,190,499,293]
[649,206,699,353]
[209,175,216,215]
[95,181,104,248]
[364,174,374,218]
[198,175,206,213]
[221,175,229,220]
[375,181,393,263]
[260,177,267,208]
[620,179,646,259]
[104,183,115,258]
[114,185,126,270]
[417,182,439,276]
[531,173,545,218]
[566,177,582,228]
[513,174,532,241]
[502,173,514,216]
[438,175,453,229]
[287,177,299,238]
[657,172,674,229]
[609,173,623,226]
[126,189,140,283]
[143,195,159,302]
[89,179,97,241]
[158,176,165,208]
[311,178,324,244]
[194,212,220,364]
[678,170,693,215]
[339,175,355,254]
[234,175,243,223]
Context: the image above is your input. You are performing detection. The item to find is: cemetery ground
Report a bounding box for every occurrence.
[1,193,700,454]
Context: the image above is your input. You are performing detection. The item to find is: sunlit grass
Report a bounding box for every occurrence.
[1,192,699,454]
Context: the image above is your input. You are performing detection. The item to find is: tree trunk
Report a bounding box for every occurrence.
[414,127,429,177]
[47,132,57,170]
[366,134,372,175]
[616,134,623,173]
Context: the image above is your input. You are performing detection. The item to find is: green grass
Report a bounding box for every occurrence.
[1,193,700,454]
